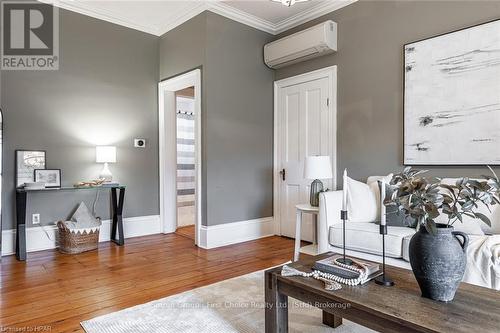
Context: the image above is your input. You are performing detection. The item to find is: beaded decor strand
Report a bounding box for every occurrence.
[281,258,369,290]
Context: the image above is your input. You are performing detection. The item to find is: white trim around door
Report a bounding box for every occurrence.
[158,69,203,247]
[273,65,338,236]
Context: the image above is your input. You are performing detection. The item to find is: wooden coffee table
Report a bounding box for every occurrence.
[265,253,500,333]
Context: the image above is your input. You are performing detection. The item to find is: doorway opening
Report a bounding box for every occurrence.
[158,69,202,246]
[175,87,196,240]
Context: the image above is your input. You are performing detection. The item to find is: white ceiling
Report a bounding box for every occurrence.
[42,0,356,36]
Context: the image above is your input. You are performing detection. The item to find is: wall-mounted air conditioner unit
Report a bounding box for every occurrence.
[264,21,337,69]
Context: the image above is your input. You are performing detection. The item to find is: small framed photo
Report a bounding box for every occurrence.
[34,169,61,188]
[16,150,46,188]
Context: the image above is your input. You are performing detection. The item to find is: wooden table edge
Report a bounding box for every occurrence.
[264,263,454,333]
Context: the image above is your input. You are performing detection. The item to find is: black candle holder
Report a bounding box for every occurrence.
[336,210,353,266]
[374,224,395,287]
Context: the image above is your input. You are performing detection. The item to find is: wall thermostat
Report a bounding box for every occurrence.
[134,138,146,148]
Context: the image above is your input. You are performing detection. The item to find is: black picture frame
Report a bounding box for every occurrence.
[403,17,500,166]
[15,150,46,188]
[34,169,61,188]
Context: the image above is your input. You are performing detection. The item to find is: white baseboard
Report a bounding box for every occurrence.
[199,217,275,249]
[1,215,161,256]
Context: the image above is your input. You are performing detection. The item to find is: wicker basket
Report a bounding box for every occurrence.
[57,220,100,254]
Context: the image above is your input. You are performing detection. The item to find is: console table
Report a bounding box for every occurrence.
[15,185,126,261]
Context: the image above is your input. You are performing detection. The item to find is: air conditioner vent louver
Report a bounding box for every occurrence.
[264,20,337,69]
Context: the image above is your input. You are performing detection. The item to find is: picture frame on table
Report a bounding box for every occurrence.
[34,169,61,188]
[15,150,46,188]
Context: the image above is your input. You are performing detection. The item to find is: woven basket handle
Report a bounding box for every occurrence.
[57,221,69,232]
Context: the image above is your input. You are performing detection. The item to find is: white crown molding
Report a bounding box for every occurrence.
[39,0,357,37]
[156,2,209,37]
[39,0,162,35]
[273,0,358,34]
[206,2,276,35]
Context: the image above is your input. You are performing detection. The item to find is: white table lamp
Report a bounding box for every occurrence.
[304,156,333,206]
[96,146,116,182]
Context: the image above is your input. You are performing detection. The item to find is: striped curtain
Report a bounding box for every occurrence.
[176,96,195,226]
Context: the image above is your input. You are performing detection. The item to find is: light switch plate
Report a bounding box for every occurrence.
[32,213,40,224]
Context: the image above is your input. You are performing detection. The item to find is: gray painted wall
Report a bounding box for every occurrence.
[159,12,208,226]
[1,9,159,230]
[274,0,500,186]
[204,12,274,226]
[159,12,274,226]
[159,12,207,79]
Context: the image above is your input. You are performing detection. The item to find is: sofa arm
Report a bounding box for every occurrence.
[318,190,344,254]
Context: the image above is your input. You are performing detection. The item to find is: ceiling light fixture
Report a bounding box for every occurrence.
[272,0,309,7]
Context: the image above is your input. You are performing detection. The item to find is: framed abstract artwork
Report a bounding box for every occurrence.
[35,169,61,188]
[15,150,46,188]
[404,19,500,165]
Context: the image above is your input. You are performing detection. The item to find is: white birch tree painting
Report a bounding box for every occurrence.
[404,20,500,165]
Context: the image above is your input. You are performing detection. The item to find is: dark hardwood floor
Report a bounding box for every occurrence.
[0,234,295,332]
[175,225,195,240]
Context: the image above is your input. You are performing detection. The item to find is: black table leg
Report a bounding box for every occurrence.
[16,191,27,261]
[111,187,125,246]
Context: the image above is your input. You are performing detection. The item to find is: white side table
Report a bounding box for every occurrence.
[294,203,320,262]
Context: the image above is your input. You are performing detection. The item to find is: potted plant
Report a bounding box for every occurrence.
[386,167,499,302]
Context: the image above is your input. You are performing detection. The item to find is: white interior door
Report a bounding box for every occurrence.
[276,69,336,241]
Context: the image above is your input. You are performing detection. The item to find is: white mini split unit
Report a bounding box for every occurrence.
[264,21,337,69]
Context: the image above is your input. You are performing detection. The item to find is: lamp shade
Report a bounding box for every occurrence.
[304,156,332,180]
[96,146,116,163]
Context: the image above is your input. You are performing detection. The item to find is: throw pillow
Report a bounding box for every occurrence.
[483,203,500,234]
[377,181,417,228]
[367,174,393,221]
[434,213,484,235]
[346,176,378,222]
[71,202,101,229]
[366,174,393,186]
[385,207,418,228]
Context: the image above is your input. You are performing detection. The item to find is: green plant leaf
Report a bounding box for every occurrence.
[426,204,440,219]
[440,184,456,194]
[474,212,491,227]
[387,166,500,231]
[461,200,474,210]
[425,219,437,235]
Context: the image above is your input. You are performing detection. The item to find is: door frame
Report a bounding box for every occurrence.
[273,65,337,236]
[158,69,202,246]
